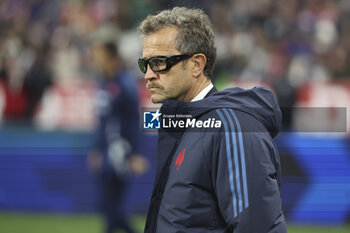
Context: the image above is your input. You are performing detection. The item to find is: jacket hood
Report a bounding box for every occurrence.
[161,86,282,137]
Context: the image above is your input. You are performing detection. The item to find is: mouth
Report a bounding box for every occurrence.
[147,83,162,91]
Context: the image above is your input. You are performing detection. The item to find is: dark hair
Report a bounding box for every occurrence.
[102,42,118,58]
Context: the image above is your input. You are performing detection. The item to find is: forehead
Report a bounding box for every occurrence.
[142,26,179,58]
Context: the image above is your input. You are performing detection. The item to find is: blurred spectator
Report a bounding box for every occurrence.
[23,45,52,120]
[0,0,349,128]
[87,41,148,233]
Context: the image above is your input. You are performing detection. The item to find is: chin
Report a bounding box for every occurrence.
[151,98,164,104]
[151,95,165,104]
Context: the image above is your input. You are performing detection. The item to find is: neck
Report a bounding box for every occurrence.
[183,76,211,102]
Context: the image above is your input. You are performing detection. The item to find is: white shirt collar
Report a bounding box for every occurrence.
[191,83,214,102]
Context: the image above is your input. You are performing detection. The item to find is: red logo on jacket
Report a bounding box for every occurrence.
[175,148,186,170]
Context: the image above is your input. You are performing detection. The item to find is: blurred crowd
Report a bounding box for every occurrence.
[0,0,349,128]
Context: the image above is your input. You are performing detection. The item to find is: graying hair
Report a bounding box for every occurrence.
[138,7,216,78]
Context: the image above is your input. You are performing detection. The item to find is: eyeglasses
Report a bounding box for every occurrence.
[138,54,193,74]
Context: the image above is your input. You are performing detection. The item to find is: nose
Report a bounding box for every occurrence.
[144,64,158,81]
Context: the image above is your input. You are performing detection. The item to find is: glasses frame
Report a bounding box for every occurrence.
[138,54,194,74]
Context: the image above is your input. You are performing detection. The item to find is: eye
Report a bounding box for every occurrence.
[149,58,167,70]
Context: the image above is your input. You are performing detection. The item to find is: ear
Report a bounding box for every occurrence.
[191,53,206,78]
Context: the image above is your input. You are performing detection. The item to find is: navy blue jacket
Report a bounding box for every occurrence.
[94,69,140,176]
[144,86,287,233]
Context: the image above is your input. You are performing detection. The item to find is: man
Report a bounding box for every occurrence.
[138,7,287,233]
[88,41,147,233]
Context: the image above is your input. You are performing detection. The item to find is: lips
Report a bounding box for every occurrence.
[147,83,163,90]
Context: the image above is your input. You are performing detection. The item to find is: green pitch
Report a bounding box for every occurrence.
[0,211,349,233]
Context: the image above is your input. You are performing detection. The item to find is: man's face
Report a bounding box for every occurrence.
[142,26,194,103]
[91,45,108,72]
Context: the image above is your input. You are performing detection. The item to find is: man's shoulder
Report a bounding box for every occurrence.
[117,70,138,87]
[207,107,267,134]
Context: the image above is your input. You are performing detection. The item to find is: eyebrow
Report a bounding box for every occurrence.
[140,55,166,60]
[141,54,182,59]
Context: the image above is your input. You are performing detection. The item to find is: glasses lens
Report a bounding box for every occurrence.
[149,57,167,72]
[138,59,147,73]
